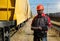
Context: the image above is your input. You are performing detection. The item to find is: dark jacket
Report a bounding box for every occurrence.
[31,13,51,31]
[31,13,51,37]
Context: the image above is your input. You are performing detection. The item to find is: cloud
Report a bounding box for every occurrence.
[44,2,60,13]
[57,3,60,9]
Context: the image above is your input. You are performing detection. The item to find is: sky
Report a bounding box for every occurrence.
[29,0,60,15]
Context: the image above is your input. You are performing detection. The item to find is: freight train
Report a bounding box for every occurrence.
[0,0,32,30]
[47,12,60,28]
[48,12,60,22]
[48,13,60,38]
[0,0,32,41]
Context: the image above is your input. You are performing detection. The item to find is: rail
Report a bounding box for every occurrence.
[51,20,60,37]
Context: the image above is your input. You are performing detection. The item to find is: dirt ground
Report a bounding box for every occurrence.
[11,19,60,41]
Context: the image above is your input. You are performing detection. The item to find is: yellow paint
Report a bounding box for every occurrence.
[15,0,31,25]
[0,0,31,25]
[27,0,31,18]
[0,0,16,20]
[0,0,7,8]
[0,11,7,20]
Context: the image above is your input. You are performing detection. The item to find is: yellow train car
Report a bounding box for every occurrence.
[0,0,31,40]
[0,0,16,20]
[27,0,31,19]
[15,0,31,25]
[0,0,31,29]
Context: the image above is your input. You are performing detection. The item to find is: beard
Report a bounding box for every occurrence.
[38,13,42,18]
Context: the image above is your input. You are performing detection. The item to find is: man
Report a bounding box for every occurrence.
[31,4,51,41]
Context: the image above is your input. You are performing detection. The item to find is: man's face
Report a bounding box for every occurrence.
[37,10,43,15]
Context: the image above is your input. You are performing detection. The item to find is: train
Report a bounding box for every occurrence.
[46,12,60,28]
[0,0,32,41]
[48,13,60,37]
[48,12,60,22]
[0,0,32,30]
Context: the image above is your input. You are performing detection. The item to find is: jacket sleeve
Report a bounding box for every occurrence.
[48,17,52,28]
[31,17,36,30]
[31,15,37,27]
[31,17,35,27]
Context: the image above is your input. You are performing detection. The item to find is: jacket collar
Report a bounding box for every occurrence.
[37,13,45,17]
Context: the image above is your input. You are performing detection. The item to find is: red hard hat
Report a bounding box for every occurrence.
[36,4,44,10]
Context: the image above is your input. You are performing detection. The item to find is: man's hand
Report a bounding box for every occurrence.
[38,27,42,30]
[31,27,39,30]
